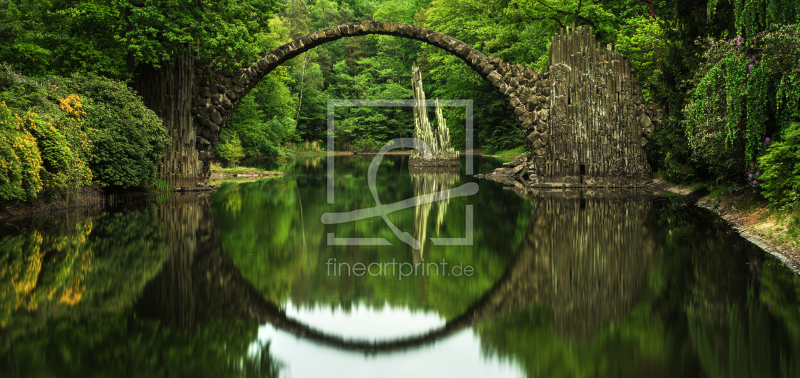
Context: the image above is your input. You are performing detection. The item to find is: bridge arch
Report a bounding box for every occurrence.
[191,20,549,179]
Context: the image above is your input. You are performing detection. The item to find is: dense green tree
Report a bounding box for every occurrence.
[218,17,299,158]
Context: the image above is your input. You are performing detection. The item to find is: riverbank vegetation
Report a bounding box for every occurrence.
[0,0,798,214]
[0,69,169,203]
[209,162,283,177]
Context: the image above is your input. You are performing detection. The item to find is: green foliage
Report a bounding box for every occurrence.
[0,0,285,80]
[615,16,669,101]
[32,95,94,197]
[217,130,246,167]
[732,0,800,38]
[50,74,170,188]
[323,47,417,151]
[0,64,51,110]
[683,24,800,183]
[0,68,95,201]
[143,178,174,193]
[0,103,44,200]
[652,0,799,193]
[0,66,165,196]
[657,125,700,184]
[350,136,390,152]
[221,16,299,159]
[482,145,528,156]
[758,122,800,207]
[683,54,747,180]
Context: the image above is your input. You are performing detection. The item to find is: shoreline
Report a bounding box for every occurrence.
[209,172,284,179]
[0,190,158,223]
[291,150,521,158]
[0,170,285,222]
[650,178,800,274]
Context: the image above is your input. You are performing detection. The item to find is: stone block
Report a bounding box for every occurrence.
[257,58,269,71]
[220,95,233,110]
[360,20,373,32]
[210,110,223,125]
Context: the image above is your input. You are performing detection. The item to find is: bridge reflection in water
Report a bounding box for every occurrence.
[135,188,654,350]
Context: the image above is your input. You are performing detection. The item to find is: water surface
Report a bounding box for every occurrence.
[1,155,799,378]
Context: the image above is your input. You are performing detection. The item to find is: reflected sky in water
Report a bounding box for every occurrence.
[258,326,523,378]
[276,301,446,339]
[254,301,522,378]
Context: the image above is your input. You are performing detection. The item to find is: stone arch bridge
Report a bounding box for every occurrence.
[151,21,660,189]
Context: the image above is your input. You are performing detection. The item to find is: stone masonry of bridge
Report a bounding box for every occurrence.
[179,21,660,189]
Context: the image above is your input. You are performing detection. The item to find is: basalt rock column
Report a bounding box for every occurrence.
[410,66,459,167]
[132,52,201,190]
[536,25,662,187]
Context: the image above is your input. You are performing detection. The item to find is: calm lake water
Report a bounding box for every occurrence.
[2,155,800,378]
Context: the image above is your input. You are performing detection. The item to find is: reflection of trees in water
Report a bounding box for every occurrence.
[1,310,281,377]
[410,167,459,261]
[133,194,283,377]
[0,193,284,377]
[671,203,800,378]
[137,192,269,326]
[0,220,92,328]
[476,194,800,378]
[0,205,170,347]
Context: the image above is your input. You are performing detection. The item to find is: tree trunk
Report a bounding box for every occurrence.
[131,51,203,190]
[296,53,309,118]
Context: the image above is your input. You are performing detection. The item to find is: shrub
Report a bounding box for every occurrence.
[758,122,800,207]
[26,94,94,198]
[1,68,166,194]
[216,130,245,167]
[0,102,44,200]
[683,25,800,182]
[50,74,169,188]
[351,137,390,152]
[0,64,52,110]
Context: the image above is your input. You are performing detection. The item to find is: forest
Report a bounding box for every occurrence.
[0,0,798,209]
